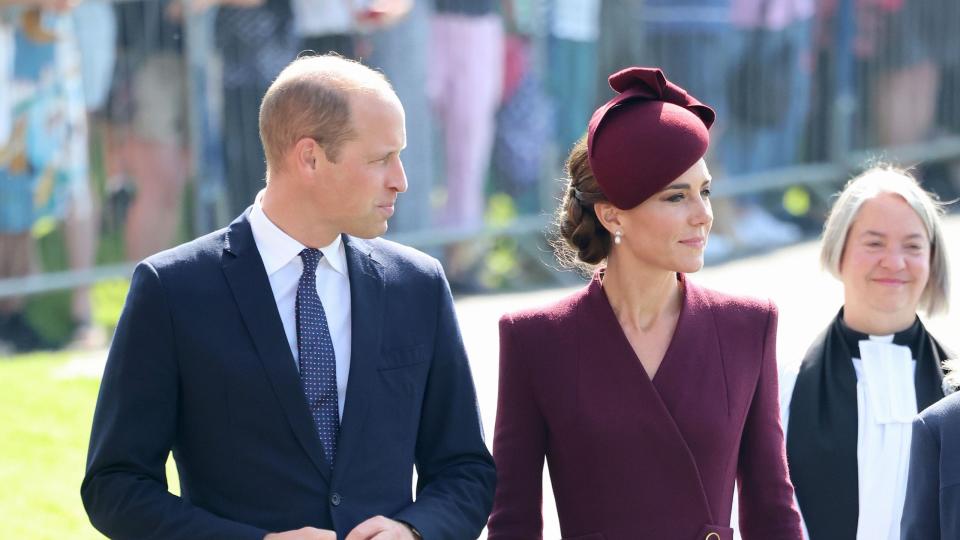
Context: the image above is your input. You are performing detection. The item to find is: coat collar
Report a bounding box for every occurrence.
[583,273,725,406]
[579,272,723,523]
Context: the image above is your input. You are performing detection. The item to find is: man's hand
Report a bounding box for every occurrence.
[264,527,337,540]
[344,516,418,540]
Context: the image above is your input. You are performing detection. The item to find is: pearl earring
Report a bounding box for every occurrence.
[614,230,622,245]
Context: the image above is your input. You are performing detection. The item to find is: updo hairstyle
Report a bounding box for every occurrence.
[552,137,613,273]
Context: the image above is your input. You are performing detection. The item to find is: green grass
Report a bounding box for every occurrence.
[0,352,104,538]
[0,352,177,539]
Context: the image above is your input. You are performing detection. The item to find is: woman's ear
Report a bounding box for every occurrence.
[594,201,622,235]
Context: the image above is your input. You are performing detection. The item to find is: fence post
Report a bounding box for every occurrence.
[184,5,225,237]
[830,0,856,163]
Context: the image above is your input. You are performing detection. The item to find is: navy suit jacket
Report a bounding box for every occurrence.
[901,390,960,540]
[81,212,495,540]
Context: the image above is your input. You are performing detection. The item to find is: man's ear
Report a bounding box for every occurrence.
[293,137,320,173]
[594,201,622,235]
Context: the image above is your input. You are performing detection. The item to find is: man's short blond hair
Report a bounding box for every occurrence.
[258,54,395,171]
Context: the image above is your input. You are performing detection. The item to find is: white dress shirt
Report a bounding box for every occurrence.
[779,334,917,540]
[249,202,352,419]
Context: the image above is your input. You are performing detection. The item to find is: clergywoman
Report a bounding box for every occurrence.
[782,166,952,540]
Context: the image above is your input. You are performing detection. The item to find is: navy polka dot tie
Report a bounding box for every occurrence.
[296,248,339,468]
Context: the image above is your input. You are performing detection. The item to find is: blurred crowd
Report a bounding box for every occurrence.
[1,0,960,353]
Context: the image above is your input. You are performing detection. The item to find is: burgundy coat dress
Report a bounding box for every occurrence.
[487,274,803,540]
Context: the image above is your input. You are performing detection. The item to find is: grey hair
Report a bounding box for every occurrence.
[820,165,950,315]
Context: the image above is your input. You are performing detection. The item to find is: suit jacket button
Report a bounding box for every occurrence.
[330,492,342,506]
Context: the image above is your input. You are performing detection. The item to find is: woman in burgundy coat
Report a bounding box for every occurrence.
[486,67,803,540]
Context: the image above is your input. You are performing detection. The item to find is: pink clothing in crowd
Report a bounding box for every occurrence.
[731,0,815,29]
[428,13,504,230]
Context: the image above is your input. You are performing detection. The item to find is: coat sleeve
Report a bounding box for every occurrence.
[392,262,497,540]
[81,263,269,540]
[736,302,804,539]
[900,414,940,540]
[485,313,548,540]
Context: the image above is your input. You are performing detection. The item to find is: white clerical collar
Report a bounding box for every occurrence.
[249,201,348,277]
[857,336,917,424]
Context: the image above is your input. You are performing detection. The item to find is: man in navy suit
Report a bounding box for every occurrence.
[81,54,496,540]
[901,388,960,540]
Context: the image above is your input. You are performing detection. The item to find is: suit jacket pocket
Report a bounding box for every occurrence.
[695,524,734,540]
[377,344,428,371]
[371,345,428,446]
[561,534,605,540]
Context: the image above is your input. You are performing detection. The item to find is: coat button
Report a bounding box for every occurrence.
[330,492,342,506]
[705,533,720,540]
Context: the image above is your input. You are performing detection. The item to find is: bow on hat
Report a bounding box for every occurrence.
[587,67,716,209]
[602,68,715,128]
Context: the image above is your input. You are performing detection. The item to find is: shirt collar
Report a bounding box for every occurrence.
[249,201,348,277]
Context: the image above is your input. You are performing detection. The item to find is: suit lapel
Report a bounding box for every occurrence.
[221,213,332,482]
[332,236,385,482]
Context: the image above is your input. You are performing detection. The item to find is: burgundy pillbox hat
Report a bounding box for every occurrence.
[587,67,715,209]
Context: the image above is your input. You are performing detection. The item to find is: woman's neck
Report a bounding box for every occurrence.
[842,301,917,336]
[602,255,682,332]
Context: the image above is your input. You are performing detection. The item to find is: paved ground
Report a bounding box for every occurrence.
[455,214,960,538]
